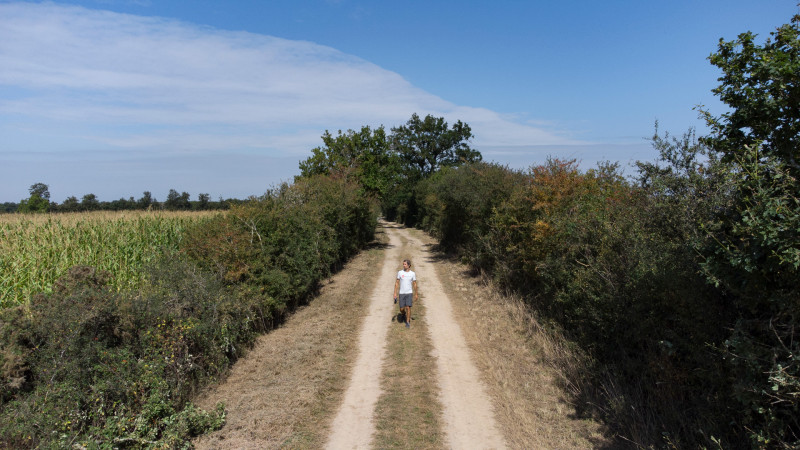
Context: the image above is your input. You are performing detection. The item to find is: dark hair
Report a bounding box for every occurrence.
[403,259,412,267]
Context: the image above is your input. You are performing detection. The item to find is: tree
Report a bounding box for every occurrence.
[165,189,191,210]
[137,191,154,210]
[198,193,210,210]
[391,113,481,179]
[109,197,135,211]
[696,14,800,447]
[298,126,401,199]
[60,196,80,212]
[699,13,800,174]
[29,183,50,200]
[18,182,51,213]
[81,193,100,211]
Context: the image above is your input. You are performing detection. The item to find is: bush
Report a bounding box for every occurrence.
[182,174,377,312]
[414,162,527,260]
[0,265,228,447]
[0,173,379,447]
[411,157,746,446]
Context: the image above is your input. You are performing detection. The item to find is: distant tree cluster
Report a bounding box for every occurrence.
[297,112,481,223]
[4,185,239,214]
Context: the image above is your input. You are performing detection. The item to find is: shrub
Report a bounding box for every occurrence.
[182,174,377,313]
[0,264,228,448]
[411,157,745,446]
[414,162,527,260]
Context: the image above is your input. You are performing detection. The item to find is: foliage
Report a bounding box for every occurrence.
[391,113,481,179]
[414,162,527,260]
[2,188,236,214]
[0,265,228,448]
[699,14,800,176]
[295,114,482,224]
[688,144,800,447]
[409,118,798,445]
[298,126,402,202]
[81,193,101,211]
[411,155,744,446]
[689,14,800,447]
[165,189,192,210]
[183,175,377,313]
[17,183,50,214]
[0,173,378,447]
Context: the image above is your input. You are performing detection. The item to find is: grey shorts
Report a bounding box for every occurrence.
[399,293,413,308]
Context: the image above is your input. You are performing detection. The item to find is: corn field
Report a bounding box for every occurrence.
[0,210,217,307]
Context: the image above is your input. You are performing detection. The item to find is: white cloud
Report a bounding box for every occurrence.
[0,2,583,200]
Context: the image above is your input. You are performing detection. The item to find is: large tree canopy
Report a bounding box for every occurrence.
[296,114,482,223]
[298,126,400,198]
[391,113,481,179]
[700,13,800,173]
[18,182,51,213]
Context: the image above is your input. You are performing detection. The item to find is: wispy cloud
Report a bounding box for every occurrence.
[0,2,588,200]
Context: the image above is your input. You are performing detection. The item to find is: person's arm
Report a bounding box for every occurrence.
[412,280,418,300]
[394,278,400,299]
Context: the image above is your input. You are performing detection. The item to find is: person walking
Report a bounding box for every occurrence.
[393,259,418,328]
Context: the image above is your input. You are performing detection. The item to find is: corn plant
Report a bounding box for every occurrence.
[0,211,217,307]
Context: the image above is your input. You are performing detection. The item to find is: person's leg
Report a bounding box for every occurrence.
[399,294,410,323]
[405,306,411,327]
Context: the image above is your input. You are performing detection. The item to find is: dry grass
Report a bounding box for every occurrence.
[373,283,445,449]
[192,227,389,449]
[407,229,612,449]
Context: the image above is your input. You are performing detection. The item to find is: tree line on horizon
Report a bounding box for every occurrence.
[3,184,243,213]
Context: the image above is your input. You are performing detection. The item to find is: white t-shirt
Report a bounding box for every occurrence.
[397,269,417,294]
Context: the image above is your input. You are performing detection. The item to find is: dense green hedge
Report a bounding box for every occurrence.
[412,158,797,448]
[0,174,378,448]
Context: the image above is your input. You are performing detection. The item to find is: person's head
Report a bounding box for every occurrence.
[402,259,411,270]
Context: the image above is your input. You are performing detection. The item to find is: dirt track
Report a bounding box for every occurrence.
[326,225,506,449]
[193,222,605,449]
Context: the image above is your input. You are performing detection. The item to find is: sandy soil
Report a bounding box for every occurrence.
[324,226,401,448]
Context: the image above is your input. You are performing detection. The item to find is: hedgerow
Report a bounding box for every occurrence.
[0,174,378,448]
[411,156,793,447]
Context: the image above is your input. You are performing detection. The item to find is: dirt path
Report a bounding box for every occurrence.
[389,227,505,449]
[191,228,389,449]
[324,226,401,448]
[327,225,506,449]
[192,222,607,448]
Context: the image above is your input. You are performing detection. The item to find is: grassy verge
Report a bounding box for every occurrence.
[193,226,389,448]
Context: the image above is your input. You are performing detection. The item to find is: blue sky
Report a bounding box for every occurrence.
[1,0,798,203]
